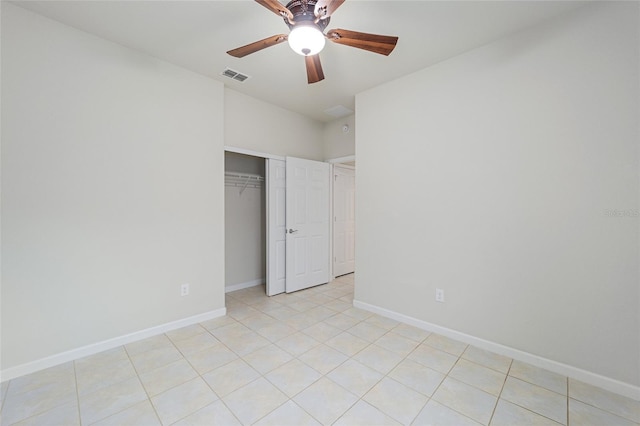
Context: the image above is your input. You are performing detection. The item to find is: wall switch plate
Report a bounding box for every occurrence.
[435,288,445,303]
[181,283,190,296]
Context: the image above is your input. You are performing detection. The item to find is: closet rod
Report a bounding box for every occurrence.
[225,172,264,194]
[224,172,264,181]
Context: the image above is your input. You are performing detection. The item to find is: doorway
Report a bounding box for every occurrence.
[332,163,356,277]
[224,152,266,293]
[225,148,331,297]
[283,157,331,293]
[266,157,331,295]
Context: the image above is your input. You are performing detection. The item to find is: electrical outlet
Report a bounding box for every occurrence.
[181,283,190,296]
[435,288,445,303]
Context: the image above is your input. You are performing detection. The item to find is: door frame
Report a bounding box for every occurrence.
[332,163,356,278]
[265,158,286,296]
[327,155,356,280]
[225,146,339,296]
[224,147,355,294]
[225,146,285,161]
[224,147,283,297]
[285,156,331,293]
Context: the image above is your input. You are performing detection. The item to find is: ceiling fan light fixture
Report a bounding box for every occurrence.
[288,24,325,56]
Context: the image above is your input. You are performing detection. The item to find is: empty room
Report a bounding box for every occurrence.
[1,1,638,425]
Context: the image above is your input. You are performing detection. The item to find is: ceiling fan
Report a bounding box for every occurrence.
[227,0,398,84]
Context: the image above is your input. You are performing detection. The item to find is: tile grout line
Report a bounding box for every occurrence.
[148,324,246,425]
[487,357,514,425]
[119,343,163,426]
[193,322,245,426]
[0,379,8,414]
[566,375,570,425]
[10,275,636,426]
[565,382,640,424]
[4,363,81,425]
[214,294,337,424]
[194,358,245,426]
[1,379,11,420]
[404,331,445,424]
[8,284,335,425]
[228,295,351,424]
[233,282,366,425]
[500,362,569,425]
[424,348,488,425]
[380,336,432,426]
[73,359,82,425]
[230,282,608,424]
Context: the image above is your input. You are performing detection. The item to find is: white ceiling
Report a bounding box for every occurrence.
[13,0,587,122]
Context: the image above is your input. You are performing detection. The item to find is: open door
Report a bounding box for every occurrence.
[285,157,331,293]
[333,165,355,277]
[266,159,287,296]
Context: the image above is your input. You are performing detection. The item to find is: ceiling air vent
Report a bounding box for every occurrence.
[324,105,354,118]
[222,68,250,82]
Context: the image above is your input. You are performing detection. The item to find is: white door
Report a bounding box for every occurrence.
[333,166,356,277]
[266,159,287,296]
[285,157,331,293]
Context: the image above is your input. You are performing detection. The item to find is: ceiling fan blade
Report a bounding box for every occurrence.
[255,0,294,21]
[326,28,398,56]
[227,34,288,58]
[305,54,325,84]
[314,0,346,20]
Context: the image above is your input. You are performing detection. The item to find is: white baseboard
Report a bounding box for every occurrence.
[353,299,640,401]
[225,279,264,293]
[0,307,226,382]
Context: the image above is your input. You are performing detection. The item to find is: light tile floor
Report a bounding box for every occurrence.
[1,274,639,425]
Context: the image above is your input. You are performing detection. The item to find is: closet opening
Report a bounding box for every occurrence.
[224,151,266,293]
[225,147,334,296]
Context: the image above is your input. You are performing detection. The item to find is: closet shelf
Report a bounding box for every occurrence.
[225,172,264,193]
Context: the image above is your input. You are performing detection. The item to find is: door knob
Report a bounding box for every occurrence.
[288,229,299,234]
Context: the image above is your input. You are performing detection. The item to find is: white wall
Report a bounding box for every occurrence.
[225,88,324,160]
[225,151,265,176]
[225,153,265,289]
[323,114,356,160]
[356,2,639,389]
[1,4,225,371]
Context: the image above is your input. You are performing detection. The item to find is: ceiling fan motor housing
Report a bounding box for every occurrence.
[285,0,330,31]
